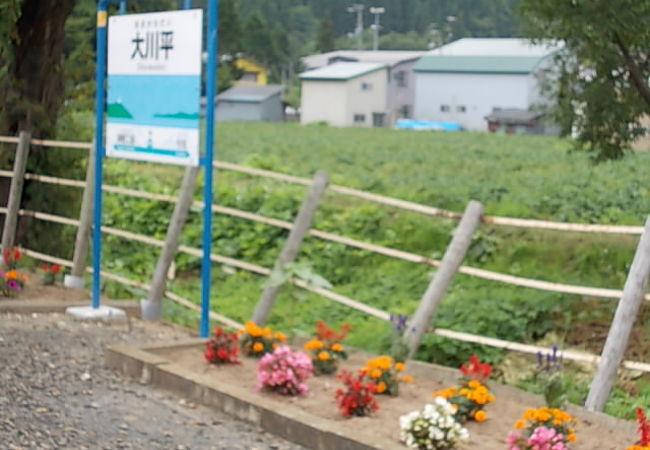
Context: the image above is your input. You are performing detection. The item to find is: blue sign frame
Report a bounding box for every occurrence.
[94,0,219,337]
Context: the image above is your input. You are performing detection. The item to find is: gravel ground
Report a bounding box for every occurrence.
[0,312,305,450]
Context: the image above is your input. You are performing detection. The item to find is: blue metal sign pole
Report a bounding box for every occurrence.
[200,0,219,338]
[93,0,217,336]
[92,0,109,310]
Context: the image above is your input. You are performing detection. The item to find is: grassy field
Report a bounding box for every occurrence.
[92,122,650,418]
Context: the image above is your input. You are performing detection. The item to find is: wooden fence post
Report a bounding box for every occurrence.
[252,171,329,325]
[585,216,650,411]
[64,141,96,288]
[405,200,484,358]
[1,131,31,258]
[143,166,199,320]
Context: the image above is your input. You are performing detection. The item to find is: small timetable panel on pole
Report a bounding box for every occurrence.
[106,9,203,166]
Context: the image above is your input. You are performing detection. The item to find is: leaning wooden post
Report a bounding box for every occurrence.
[1,131,31,258]
[64,141,96,289]
[143,166,199,320]
[252,171,329,325]
[585,216,650,412]
[404,200,484,358]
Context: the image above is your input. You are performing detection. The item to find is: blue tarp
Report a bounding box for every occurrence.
[395,119,464,132]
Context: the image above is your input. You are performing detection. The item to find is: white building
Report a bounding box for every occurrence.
[413,38,561,132]
[299,62,388,127]
[301,50,426,124]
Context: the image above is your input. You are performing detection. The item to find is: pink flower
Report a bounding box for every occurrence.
[258,345,313,396]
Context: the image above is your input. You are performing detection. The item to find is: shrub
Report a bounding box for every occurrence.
[433,355,495,423]
[257,345,313,396]
[303,320,350,375]
[399,397,469,450]
[508,407,577,449]
[335,370,379,418]
[41,264,62,285]
[240,321,288,358]
[361,355,413,396]
[204,327,240,365]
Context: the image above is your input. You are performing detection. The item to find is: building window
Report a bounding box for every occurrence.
[440,104,450,112]
[456,105,466,113]
[354,114,366,123]
[400,104,411,119]
[361,82,372,91]
[372,112,385,128]
[395,71,407,87]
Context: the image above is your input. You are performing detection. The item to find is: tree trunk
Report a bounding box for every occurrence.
[0,0,76,137]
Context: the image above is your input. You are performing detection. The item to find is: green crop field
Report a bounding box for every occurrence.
[89,122,649,418]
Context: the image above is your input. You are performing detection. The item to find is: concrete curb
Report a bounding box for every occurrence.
[0,300,141,317]
[105,341,636,450]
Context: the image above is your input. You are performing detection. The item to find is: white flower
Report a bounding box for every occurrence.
[399,399,469,449]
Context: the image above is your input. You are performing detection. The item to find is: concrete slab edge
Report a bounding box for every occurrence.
[0,300,141,317]
[106,344,398,449]
[106,342,637,449]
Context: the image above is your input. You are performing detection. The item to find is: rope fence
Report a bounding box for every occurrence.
[1,171,647,301]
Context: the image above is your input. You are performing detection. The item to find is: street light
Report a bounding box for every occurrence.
[347,4,365,50]
[369,6,385,51]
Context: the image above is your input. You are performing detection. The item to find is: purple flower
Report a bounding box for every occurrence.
[7,280,21,291]
[390,314,409,334]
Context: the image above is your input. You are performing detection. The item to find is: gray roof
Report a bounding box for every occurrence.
[414,55,544,75]
[217,84,283,103]
[299,62,386,81]
[485,108,544,124]
[302,50,426,70]
[429,38,562,57]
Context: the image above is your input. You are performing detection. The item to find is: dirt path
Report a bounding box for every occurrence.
[0,312,305,450]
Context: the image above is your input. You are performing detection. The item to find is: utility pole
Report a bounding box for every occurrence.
[369,7,385,51]
[347,4,364,50]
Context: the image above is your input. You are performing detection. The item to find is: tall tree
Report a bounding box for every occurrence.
[520,0,650,160]
[315,17,335,53]
[0,0,76,138]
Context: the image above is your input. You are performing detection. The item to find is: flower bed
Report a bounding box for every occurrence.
[149,343,633,450]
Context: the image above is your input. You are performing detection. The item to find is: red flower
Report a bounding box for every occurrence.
[204,327,240,365]
[51,264,61,274]
[4,247,21,266]
[637,407,650,446]
[460,355,492,382]
[315,320,351,343]
[335,370,379,417]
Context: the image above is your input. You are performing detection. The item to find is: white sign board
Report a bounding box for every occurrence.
[106,9,203,166]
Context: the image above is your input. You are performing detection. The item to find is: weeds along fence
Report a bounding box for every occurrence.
[1,133,650,404]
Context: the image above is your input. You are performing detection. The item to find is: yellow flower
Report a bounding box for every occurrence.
[245,321,263,337]
[487,394,496,403]
[253,342,264,353]
[402,375,414,383]
[331,343,344,352]
[473,410,487,422]
[318,351,330,361]
[433,387,457,399]
[275,332,287,342]
[475,394,488,405]
[468,380,481,389]
[262,327,272,336]
[5,270,18,280]
[537,410,551,422]
[515,420,526,430]
[395,362,406,372]
[304,339,324,351]
[370,369,383,379]
[568,433,577,443]
[376,381,387,394]
[523,409,538,421]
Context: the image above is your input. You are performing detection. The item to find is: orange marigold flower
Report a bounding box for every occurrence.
[275,332,287,342]
[515,420,526,430]
[568,433,577,443]
[376,381,387,394]
[253,342,264,353]
[245,321,263,337]
[395,362,406,372]
[468,380,481,389]
[5,270,18,280]
[318,351,331,361]
[331,343,344,352]
[304,339,324,351]
[402,375,414,383]
[523,409,538,421]
[370,369,382,379]
[473,410,487,422]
